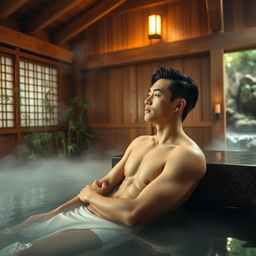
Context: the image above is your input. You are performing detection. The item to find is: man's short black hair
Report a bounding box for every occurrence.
[151,67,199,121]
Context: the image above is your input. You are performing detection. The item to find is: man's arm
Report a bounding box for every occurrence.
[54,144,133,213]
[23,136,140,225]
[79,147,206,226]
[89,136,144,195]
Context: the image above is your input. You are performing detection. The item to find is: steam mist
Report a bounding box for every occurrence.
[0,155,112,229]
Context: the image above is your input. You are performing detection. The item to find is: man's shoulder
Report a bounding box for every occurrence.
[131,135,152,145]
[166,143,206,177]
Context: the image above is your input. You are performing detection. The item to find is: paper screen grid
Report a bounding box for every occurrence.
[19,60,58,127]
[0,55,14,128]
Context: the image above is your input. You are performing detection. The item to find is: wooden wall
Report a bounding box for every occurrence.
[224,0,256,31]
[77,0,256,154]
[74,0,209,66]
[2,0,256,157]
[85,55,212,153]
[85,0,208,55]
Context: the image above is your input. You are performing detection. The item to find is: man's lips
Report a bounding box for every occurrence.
[144,108,151,113]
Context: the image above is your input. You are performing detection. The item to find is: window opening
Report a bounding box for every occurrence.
[224,50,256,151]
[0,54,14,128]
[19,60,58,127]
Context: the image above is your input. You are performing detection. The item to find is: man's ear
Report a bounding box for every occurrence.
[175,99,186,111]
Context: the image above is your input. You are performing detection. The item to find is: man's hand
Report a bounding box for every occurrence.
[78,180,108,203]
[91,180,108,195]
[78,185,94,202]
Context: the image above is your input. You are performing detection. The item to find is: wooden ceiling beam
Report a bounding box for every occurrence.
[205,0,224,33]
[26,0,84,34]
[52,0,126,45]
[113,0,180,14]
[81,26,256,69]
[0,0,29,19]
[0,25,73,63]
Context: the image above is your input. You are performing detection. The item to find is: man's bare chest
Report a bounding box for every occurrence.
[124,145,174,183]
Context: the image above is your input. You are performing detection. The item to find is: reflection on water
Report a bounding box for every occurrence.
[0,157,108,227]
[97,205,256,256]
[227,238,256,256]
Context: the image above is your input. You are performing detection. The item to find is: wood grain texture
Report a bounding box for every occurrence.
[0,0,28,19]
[205,0,224,32]
[210,48,226,145]
[81,25,256,69]
[85,55,212,151]
[223,0,256,31]
[113,0,180,14]
[52,0,126,44]
[78,0,208,56]
[26,0,84,34]
[0,25,73,63]
[0,134,16,157]
[89,127,147,154]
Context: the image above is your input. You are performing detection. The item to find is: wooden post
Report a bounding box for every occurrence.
[210,48,226,149]
[14,48,22,158]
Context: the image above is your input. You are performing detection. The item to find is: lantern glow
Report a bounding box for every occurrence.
[148,14,161,39]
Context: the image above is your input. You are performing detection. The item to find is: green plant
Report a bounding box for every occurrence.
[23,96,91,159]
[23,132,54,159]
[225,50,256,77]
[60,97,92,158]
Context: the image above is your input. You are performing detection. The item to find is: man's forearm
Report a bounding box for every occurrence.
[54,195,84,213]
[86,192,136,225]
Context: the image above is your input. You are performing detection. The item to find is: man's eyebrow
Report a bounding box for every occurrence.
[148,88,163,93]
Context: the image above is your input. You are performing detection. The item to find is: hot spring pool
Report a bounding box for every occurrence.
[0,155,256,256]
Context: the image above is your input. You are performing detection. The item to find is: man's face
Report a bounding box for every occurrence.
[144,79,176,123]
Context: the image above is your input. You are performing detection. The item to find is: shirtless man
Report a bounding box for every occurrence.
[2,66,206,256]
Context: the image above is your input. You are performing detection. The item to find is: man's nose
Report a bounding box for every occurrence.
[145,95,152,105]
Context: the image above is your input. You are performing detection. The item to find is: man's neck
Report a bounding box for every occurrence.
[153,119,185,145]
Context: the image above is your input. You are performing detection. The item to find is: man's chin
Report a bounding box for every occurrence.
[144,116,149,122]
[144,116,153,122]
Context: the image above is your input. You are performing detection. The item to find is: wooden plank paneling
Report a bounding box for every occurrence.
[123,66,137,123]
[82,25,256,69]
[85,70,96,123]
[210,48,225,145]
[89,127,147,153]
[26,0,85,34]
[224,0,256,31]
[114,0,180,14]
[205,0,224,33]
[96,69,109,123]
[59,67,77,104]
[0,0,29,19]
[79,0,209,56]
[0,135,16,158]
[200,55,211,121]
[75,0,256,58]
[184,127,212,149]
[52,0,126,44]
[108,67,123,123]
[85,54,212,151]
[136,63,152,124]
[183,57,202,123]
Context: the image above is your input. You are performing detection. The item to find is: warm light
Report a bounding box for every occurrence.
[214,103,221,119]
[148,14,161,39]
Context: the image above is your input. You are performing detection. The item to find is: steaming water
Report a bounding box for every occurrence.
[1,156,256,255]
[0,156,109,228]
